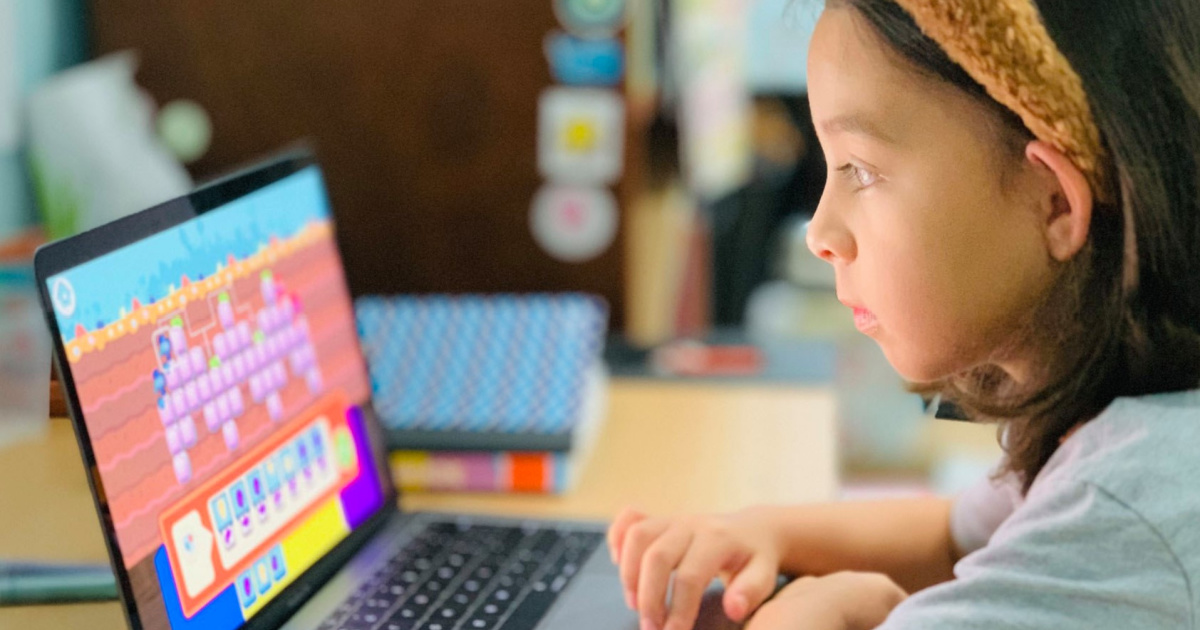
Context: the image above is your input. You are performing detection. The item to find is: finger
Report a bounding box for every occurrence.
[742,599,780,630]
[637,526,695,630]
[661,539,733,630]
[722,555,778,622]
[608,507,647,564]
[620,518,670,610]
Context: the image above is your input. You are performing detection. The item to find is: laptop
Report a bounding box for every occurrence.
[35,153,739,630]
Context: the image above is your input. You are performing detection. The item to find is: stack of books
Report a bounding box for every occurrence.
[355,294,608,494]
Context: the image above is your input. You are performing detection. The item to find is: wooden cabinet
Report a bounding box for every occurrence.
[91,1,634,326]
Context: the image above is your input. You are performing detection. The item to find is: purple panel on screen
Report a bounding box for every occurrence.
[340,405,385,528]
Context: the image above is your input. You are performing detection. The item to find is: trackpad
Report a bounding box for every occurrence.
[539,572,741,630]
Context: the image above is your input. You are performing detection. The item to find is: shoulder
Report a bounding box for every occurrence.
[881,392,1200,629]
[884,477,1193,629]
[1036,389,1200,529]
[1012,389,1200,622]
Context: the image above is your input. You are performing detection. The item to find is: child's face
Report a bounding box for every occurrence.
[806,8,1057,383]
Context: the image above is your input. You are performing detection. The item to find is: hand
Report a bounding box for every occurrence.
[745,572,907,630]
[607,506,786,630]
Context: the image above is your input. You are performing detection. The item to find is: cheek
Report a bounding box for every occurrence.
[864,251,979,381]
[853,196,1049,381]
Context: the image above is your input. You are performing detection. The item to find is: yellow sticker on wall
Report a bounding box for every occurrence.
[538,87,625,186]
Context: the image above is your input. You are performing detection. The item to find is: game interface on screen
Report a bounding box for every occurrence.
[46,168,385,629]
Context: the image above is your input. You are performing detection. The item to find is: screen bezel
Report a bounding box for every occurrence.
[34,151,399,630]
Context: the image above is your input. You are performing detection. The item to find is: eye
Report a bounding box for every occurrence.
[838,163,879,190]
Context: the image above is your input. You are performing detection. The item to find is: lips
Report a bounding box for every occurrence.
[840,297,879,333]
[852,307,879,332]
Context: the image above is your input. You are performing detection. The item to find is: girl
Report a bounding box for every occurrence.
[608,0,1200,628]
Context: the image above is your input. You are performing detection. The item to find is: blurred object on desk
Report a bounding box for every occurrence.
[650,339,764,377]
[623,115,715,348]
[672,0,753,201]
[0,0,15,154]
[0,0,89,247]
[388,365,608,496]
[834,336,927,471]
[356,294,608,451]
[743,215,842,339]
[403,379,839,519]
[624,173,695,347]
[0,560,118,606]
[710,95,826,331]
[0,229,50,449]
[606,327,837,385]
[0,228,42,259]
[27,51,192,239]
[358,294,610,495]
[391,362,608,496]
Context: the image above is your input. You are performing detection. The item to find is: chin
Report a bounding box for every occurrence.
[876,341,959,385]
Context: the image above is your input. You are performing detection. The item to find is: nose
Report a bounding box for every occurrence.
[805,197,857,264]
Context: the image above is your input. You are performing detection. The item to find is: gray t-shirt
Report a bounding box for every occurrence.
[878,389,1200,629]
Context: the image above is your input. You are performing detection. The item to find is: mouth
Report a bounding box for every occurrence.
[840,298,879,333]
[852,307,879,333]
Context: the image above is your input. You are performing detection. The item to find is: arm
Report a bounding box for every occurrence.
[757,497,958,593]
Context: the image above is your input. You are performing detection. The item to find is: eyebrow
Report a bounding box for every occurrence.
[818,113,898,145]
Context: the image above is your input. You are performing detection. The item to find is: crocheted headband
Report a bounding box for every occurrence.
[891,0,1116,204]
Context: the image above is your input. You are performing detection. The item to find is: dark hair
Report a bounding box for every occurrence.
[824,0,1200,492]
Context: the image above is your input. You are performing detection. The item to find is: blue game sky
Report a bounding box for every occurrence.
[47,167,332,339]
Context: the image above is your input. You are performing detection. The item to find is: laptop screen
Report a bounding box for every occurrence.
[42,165,388,629]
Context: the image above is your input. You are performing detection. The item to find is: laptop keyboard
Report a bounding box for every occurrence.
[317,522,604,630]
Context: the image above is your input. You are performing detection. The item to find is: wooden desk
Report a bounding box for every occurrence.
[0,380,836,628]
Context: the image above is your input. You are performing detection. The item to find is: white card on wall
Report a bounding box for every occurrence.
[0,0,16,152]
[537,87,625,185]
[529,184,618,263]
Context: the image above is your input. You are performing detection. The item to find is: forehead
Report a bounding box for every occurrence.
[806,8,961,146]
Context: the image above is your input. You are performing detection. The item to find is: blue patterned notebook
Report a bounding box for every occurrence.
[355,294,608,451]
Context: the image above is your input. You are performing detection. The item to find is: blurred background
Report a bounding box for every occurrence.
[0,0,1000,493]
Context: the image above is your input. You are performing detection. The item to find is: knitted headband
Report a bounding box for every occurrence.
[891,0,1116,205]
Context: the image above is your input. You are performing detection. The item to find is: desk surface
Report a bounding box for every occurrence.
[0,380,836,628]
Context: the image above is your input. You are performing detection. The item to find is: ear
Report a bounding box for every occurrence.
[1024,141,1093,262]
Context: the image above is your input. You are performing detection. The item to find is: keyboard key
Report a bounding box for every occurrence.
[497,590,557,630]
[339,611,381,629]
[318,523,603,630]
